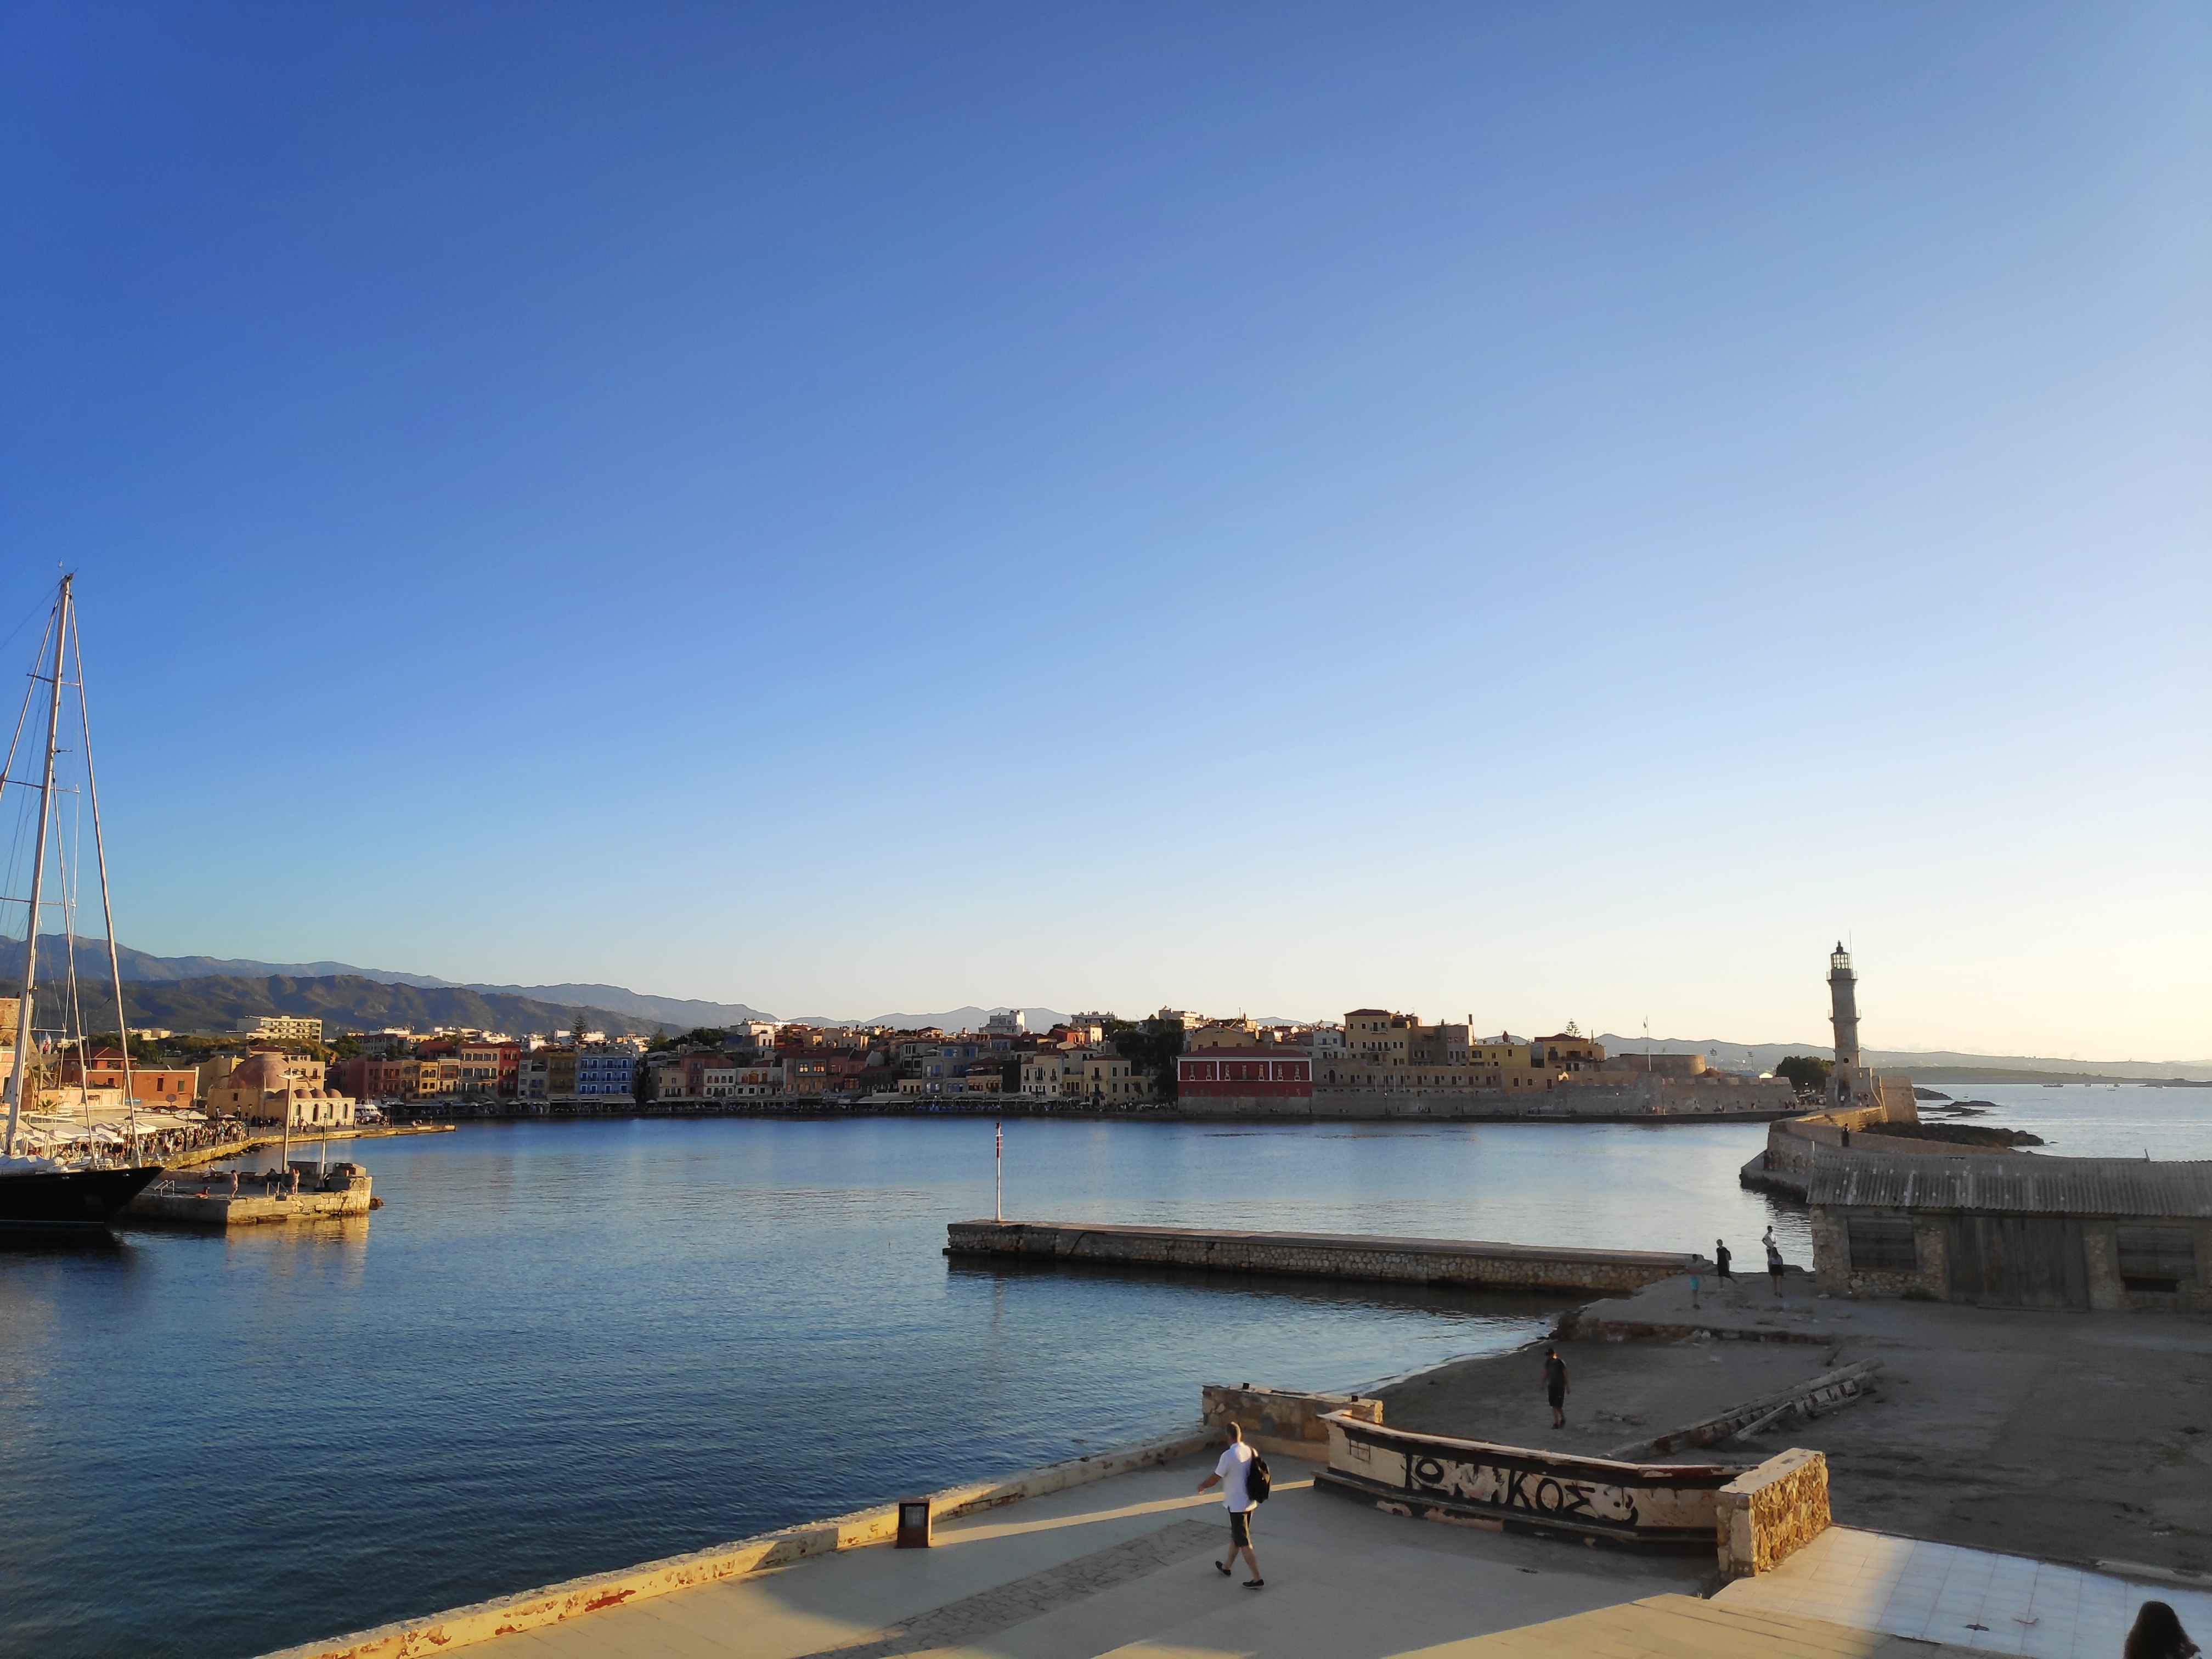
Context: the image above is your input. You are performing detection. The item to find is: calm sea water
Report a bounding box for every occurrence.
[1,1089,2205,1659]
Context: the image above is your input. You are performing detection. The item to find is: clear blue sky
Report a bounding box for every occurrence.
[4,3,2206,1056]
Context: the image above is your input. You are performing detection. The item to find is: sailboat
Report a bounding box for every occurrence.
[0,574,163,1230]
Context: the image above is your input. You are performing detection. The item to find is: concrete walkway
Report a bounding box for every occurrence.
[484,1452,1713,1659]
[1716,1526,2212,1659]
[1445,1593,1984,1657]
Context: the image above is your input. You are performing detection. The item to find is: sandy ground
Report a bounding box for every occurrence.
[1375,1272,2212,1578]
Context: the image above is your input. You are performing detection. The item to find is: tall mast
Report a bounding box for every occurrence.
[71,597,138,1160]
[4,576,71,1159]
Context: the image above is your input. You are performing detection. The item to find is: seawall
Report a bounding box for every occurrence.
[946,1220,1699,1295]
[1740,1095,1927,1197]
[164,1124,454,1170]
[126,1162,376,1227]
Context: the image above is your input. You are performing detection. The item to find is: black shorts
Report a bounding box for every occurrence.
[1548,1387,1565,1408]
[1227,1509,1252,1547]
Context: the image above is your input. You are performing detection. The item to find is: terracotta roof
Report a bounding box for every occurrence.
[218,1052,292,1093]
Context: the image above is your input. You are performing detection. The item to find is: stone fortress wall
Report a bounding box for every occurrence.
[1179,1074,1794,1122]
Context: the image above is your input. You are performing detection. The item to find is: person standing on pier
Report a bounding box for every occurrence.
[1763,1227,1786,1296]
[1714,1239,1734,1282]
[1543,1347,1570,1428]
[1197,1423,1265,1589]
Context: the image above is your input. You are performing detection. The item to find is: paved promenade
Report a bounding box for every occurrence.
[278,1444,2212,1658]
[1717,1526,2212,1658]
[473,1451,1713,1659]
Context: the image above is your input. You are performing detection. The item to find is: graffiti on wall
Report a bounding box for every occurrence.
[1409,1454,1645,1528]
[1321,1416,1735,1543]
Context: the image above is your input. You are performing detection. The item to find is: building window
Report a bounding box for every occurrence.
[1846,1217,1917,1274]
[2116,1225,2196,1293]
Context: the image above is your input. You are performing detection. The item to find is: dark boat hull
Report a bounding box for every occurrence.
[0,1166,165,1232]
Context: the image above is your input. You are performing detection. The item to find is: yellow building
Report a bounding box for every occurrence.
[1083,1053,1150,1101]
[1186,1020,1263,1049]
[204,1051,355,1127]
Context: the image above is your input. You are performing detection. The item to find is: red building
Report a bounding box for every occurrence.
[335,1056,419,1100]
[1177,1046,1312,1099]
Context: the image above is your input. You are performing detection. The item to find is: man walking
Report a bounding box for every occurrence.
[1542,1346,1570,1428]
[1197,1422,1264,1589]
[1714,1238,1733,1281]
[1763,1227,1786,1296]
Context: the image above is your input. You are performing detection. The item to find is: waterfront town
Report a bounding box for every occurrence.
[15,9,2204,1658]
[11,1002,1806,1132]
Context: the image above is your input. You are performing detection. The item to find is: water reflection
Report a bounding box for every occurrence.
[5,1101,2198,1659]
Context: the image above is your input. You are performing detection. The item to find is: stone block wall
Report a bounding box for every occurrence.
[1202,1384,1380,1457]
[1809,1205,1947,1299]
[1815,1207,2212,1313]
[1716,1448,1831,1578]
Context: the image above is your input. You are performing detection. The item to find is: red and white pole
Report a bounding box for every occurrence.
[995,1120,1002,1223]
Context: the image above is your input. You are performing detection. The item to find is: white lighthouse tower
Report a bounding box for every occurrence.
[1827,943,1863,1105]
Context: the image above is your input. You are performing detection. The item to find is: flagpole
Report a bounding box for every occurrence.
[995,1120,1002,1223]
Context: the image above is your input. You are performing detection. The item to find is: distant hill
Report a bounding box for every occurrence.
[0,936,769,1029]
[795,1006,1074,1031]
[455,981,774,1028]
[0,935,466,988]
[42,973,664,1040]
[1593,1035,2212,1084]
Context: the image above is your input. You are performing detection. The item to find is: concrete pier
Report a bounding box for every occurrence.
[126,1161,375,1226]
[946,1220,1700,1295]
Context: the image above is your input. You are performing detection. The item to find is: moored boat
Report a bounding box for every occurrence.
[0,574,163,1232]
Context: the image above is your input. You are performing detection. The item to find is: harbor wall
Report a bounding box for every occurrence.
[946,1220,1699,1295]
[1741,1097,1925,1196]
[1177,1077,1793,1122]
[403,1088,1797,1124]
[127,1163,375,1227]
[1201,1383,1381,1459]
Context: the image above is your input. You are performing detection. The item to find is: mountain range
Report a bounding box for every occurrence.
[0,936,1071,1037]
[0,936,773,1030]
[53,974,656,1041]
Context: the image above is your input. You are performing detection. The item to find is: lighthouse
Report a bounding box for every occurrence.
[1827,943,1863,1105]
[1828,943,1860,1069]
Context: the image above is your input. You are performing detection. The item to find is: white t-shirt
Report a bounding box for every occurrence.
[1215,1442,1255,1513]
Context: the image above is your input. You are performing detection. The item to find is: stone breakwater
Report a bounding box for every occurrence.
[946,1220,1699,1296]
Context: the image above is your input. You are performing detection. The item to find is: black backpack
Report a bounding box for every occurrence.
[1246,1449,1272,1504]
